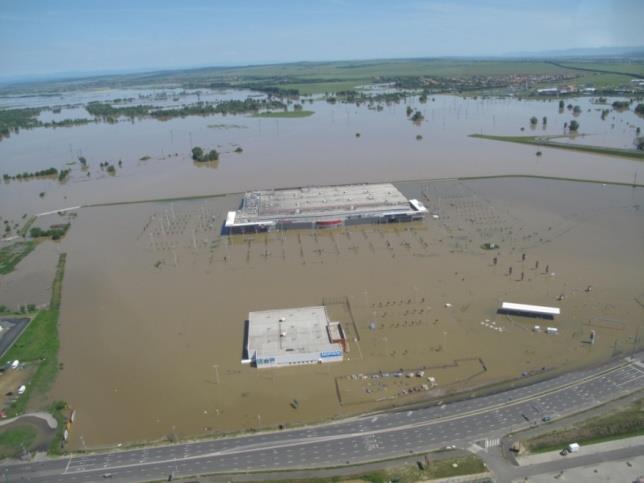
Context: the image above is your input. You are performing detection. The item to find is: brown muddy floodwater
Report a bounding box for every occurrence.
[44,177,643,449]
[1,89,642,448]
[1,93,643,223]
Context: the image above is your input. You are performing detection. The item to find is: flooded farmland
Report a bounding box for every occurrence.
[42,177,643,449]
[1,88,643,450]
[1,92,643,223]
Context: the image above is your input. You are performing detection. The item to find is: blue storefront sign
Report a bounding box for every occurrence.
[320,350,342,358]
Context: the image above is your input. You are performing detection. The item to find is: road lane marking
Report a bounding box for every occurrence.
[63,456,73,474]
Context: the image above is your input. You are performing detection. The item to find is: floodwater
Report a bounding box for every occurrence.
[44,177,644,449]
[1,92,643,224]
[0,87,257,110]
[0,240,59,310]
[1,88,643,449]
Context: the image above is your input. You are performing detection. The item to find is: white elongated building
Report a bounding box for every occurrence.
[225,183,427,233]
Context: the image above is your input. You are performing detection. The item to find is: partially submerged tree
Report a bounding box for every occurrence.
[191,146,204,161]
[612,100,630,110]
[636,137,644,151]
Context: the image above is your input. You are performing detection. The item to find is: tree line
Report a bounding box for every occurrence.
[3,167,70,182]
[0,107,94,140]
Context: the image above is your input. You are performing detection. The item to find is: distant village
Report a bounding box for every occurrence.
[536,78,644,96]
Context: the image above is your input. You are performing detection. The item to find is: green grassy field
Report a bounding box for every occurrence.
[265,455,487,483]
[253,110,314,118]
[214,58,590,79]
[47,400,68,455]
[17,216,37,238]
[286,81,362,95]
[551,61,644,76]
[0,240,35,275]
[525,398,644,453]
[8,58,644,96]
[214,59,586,94]
[0,426,37,459]
[565,72,642,87]
[470,133,644,160]
[0,253,66,416]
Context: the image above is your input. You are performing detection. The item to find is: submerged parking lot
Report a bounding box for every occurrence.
[33,176,643,449]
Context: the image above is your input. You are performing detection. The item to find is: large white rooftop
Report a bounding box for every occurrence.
[247,306,342,359]
[226,183,425,228]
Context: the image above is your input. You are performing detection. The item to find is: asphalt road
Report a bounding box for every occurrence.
[0,317,30,359]
[4,352,644,483]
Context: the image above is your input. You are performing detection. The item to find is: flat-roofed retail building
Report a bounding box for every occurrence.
[243,306,345,368]
[225,183,427,233]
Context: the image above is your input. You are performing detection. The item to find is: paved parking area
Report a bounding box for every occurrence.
[519,454,644,482]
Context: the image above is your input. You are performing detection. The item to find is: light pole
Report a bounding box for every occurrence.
[381,336,389,356]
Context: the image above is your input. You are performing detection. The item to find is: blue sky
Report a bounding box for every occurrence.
[1,0,643,78]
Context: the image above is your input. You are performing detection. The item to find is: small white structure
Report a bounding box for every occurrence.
[537,87,559,95]
[500,302,560,318]
[546,327,559,335]
[409,199,428,214]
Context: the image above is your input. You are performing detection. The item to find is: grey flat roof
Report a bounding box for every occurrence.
[229,183,419,226]
[247,306,341,358]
